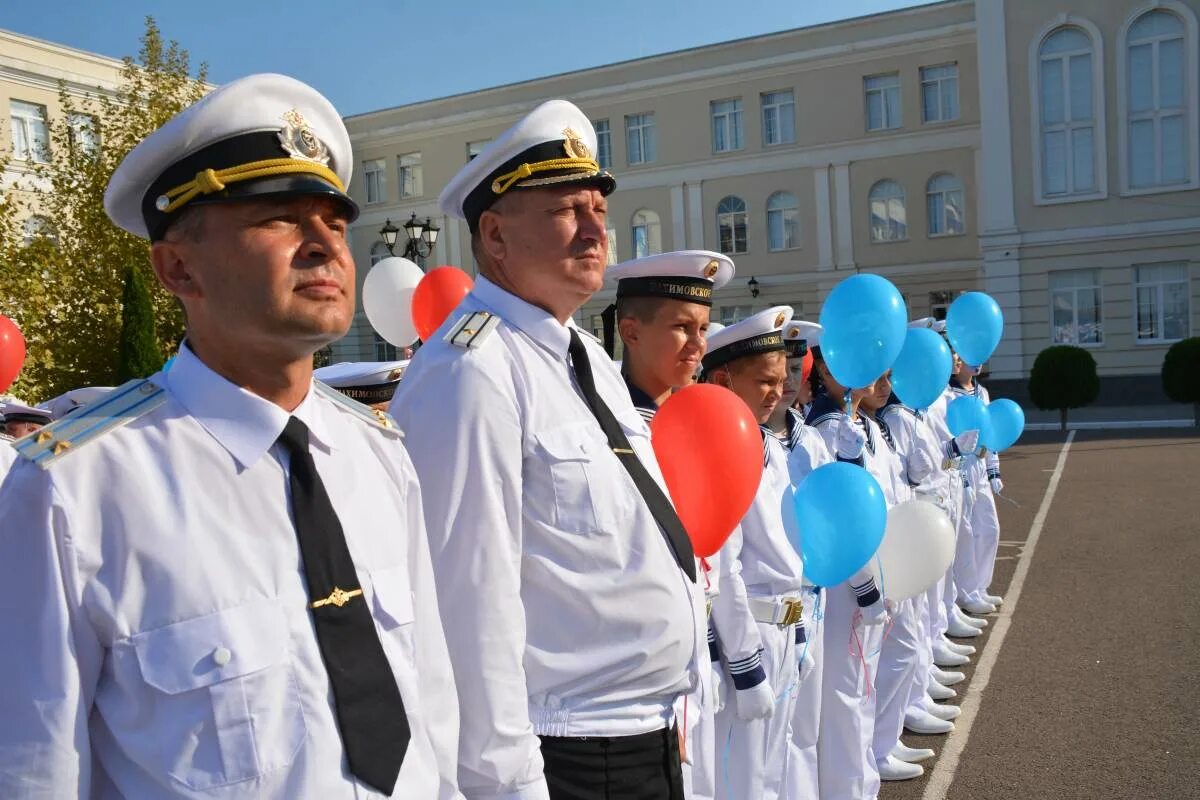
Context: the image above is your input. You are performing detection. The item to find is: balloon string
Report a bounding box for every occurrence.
[994,492,1023,509]
[849,610,874,700]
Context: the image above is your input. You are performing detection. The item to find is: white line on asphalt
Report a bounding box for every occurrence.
[921,431,1076,800]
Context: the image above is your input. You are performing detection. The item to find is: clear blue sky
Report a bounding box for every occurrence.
[1,0,942,116]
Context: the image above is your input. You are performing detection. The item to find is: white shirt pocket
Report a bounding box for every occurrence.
[532,424,612,534]
[130,597,306,791]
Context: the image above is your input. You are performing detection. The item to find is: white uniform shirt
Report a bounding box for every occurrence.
[0,345,461,799]
[0,437,15,475]
[390,277,699,800]
[879,402,951,505]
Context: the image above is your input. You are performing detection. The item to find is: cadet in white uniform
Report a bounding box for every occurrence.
[390,100,699,800]
[0,74,461,799]
[606,250,734,800]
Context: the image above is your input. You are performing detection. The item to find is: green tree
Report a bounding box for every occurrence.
[0,17,207,401]
[1161,337,1200,427]
[117,265,163,381]
[1028,345,1100,431]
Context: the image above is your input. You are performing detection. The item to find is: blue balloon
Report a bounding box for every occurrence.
[982,398,1025,452]
[946,292,1004,366]
[818,274,908,389]
[890,328,953,410]
[791,462,887,587]
[946,395,992,443]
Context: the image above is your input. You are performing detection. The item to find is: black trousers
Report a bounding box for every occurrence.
[539,725,685,800]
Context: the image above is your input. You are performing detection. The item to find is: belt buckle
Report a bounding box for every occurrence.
[781,598,804,626]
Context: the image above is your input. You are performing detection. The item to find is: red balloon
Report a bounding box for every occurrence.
[411,266,474,342]
[0,315,26,393]
[651,384,764,558]
[800,348,814,388]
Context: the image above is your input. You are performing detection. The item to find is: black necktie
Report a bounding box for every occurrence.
[567,330,696,582]
[277,417,410,795]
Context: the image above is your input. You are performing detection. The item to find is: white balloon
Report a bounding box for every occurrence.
[873,498,956,603]
[362,257,424,347]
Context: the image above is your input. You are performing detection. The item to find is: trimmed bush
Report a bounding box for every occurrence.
[1029,345,1099,431]
[117,265,163,382]
[1162,337,1200,427]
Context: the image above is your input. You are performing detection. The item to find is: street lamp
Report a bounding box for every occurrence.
[748,276,760,298]
[402,212,440,261]
[379,218,400,255]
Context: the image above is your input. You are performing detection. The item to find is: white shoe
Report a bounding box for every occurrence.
[943,638,976,656]
[878,754,925,781]
[934,641,971,664]
[891,741,936,763]
[905,708,954,735]
[927,680,956,700]
[954,607,988,628]
[945,616,982,638]
[924,702,961,721]
[983,593,1004,606]
[961,597,997,615]
[932,666,965,686]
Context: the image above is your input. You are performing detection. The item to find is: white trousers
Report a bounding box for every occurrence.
[683,657,720,800]
[784,586,825,800]
[817,587,884,800]
[967,484,1001,598]
[906,593,935,715]
[951,484,977,608]
[871,598,922,764]
[715,620,797,800]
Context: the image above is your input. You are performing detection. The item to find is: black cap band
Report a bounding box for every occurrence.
[702,331,786,371]
[785,340,809,358]
[616,276,714,306]
[331,382,398,405]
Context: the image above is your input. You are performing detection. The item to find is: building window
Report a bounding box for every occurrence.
[68,113,99,155]
[397,152,422,198]
[761,90,795,146]
[1050,269,1103,345]
[9,100,49,163]
[929,290,955,320]
[370,241,391,266]
[921,63,959,123]
[1038,26,1099,198]
[363,158,386,204]
[374,332,400,361]
[716,196,748,254]
[766,191,799,251]
[711,98,744,153]
[868,179,907,242]
[593,119,611,169]
[1135,263,1190,342]
[1126,10,1189,189]
[606,226,618,265]
[864,73,901,131]
[22,215,54,245]
[926,173,965,236]
[720,305,754,326]
[631,209,662,258]
[466,140,490,161]
[625,112,656,165]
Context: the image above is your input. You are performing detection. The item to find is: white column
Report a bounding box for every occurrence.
[686,183,704,249]
[670,183,686,251]
[814,166,834,270]
[446,215,464,272]
[833,163,854,270]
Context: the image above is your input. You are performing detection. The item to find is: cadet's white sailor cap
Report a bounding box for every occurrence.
[1,401,52,425]
[607,250,734,307]
[702,305,794,372]
[105,73,356,241]
[44,387,113,420]
[908,316,936,329]
[315,360,409,404]
[932,319,947,334]
[783,320,822,358]
[705,322,726,339]
[438,99,615,233]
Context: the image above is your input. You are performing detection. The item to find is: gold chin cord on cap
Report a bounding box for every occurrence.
[489,156,600,195]
[155,158,344,215]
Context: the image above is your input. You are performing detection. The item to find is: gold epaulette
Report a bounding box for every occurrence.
[14,379,166,470]
[444,311,500,349]
[313,381,401,436]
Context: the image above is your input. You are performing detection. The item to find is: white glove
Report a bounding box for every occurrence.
[835,415,867,460]
[710,664,726,714]
[990,477,1004,494]
[734,680,775,722]
[953,429,979,456]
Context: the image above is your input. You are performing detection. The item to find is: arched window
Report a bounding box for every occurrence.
[766,191,799,251]
[868,180,906,242]
[631,209,662,258]
[716,196,747,254]
[1037,26,1099,197]
[926,174,965,236]
[1124,8,1192,188]
[370,241,391,266]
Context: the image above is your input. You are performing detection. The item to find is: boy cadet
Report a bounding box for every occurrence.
[0,74,460,798]
[390,100,700,800]
[315,360,409,411]
[702,306,805,800]
[607,249,733,800]
[1,401,51,439]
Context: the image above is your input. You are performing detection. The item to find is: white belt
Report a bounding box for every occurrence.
[748,596,804,626]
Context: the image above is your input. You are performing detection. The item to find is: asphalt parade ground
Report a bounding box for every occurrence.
[882,428,1200,800]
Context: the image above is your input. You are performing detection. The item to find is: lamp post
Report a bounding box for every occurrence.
[379,218,400,256]
[748,276,760,298]
[401,212,440,263]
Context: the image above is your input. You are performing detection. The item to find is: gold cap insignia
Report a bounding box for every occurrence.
[387,367,405,381]
[704,260,720,279]
[774,312,786,328]
[562,127,591,160]
[279,109,331,166]
[787,327,800,338]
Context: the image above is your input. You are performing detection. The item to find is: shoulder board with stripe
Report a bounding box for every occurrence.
[14,378,166,470]
[574,326,602,346]
[444,311,500,349]
[313,381,402,437]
